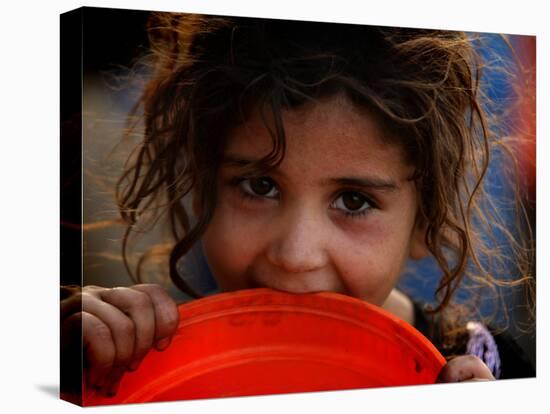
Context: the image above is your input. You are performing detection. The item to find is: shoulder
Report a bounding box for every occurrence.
[382,289,415,325]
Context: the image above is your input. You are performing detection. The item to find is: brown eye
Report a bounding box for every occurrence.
[240,177,279,198]
[342,192,366,210]
[250,177,274,195]
[331,191,372,216]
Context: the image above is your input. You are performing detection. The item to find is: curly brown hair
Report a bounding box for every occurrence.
[116,13,535,345]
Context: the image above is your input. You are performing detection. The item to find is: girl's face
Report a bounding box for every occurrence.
[200,95,427,306]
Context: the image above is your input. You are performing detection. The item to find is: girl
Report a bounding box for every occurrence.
[61,13,535,398]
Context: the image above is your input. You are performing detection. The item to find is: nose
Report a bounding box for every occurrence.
[265,206,329,274]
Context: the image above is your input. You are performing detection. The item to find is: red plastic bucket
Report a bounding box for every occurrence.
[83,288,445,406]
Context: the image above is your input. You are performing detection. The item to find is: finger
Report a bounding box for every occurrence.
[99,287,156,368]
[61,309,85,398]
[81,292,136,369]
[60,290,82,320]
[131,284,179,349]
[61,284,80,300]
[155,335,173,351]
[102,366,127,398]
[61,299,82,352]
[83,285,105,293]
[80,311,116,389]
[436,355,495,383]
[462,378,492,382]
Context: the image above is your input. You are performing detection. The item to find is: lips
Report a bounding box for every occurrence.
[246,270,343,295]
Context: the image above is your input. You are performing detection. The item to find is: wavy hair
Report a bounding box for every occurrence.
[116,13,535,345]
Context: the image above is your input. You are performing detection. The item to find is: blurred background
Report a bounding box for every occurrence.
[76,7,536,366]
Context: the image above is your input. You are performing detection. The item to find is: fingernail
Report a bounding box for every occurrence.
[107,382,120,397]
[156,337,171,351]
[101,386,112,398]
[128,360,141,371]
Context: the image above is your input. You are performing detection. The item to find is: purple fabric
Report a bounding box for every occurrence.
[466,321,501,379]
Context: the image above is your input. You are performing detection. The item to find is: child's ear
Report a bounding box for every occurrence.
[409,218,429,260]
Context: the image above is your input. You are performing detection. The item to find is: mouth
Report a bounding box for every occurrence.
[246,277,326,295]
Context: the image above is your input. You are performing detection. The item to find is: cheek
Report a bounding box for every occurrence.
[200,204,263,291]
[332,224,408,305]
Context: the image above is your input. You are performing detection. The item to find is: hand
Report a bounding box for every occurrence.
[61,284,180,397]
[436,355,495,383]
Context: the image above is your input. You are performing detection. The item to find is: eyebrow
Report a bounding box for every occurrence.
[222,156,257,167]
[323,177,399,192]
[222,155,400,192]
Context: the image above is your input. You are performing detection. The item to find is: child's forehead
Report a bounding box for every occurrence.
[226,95,409,167]
[222,96,416,186]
